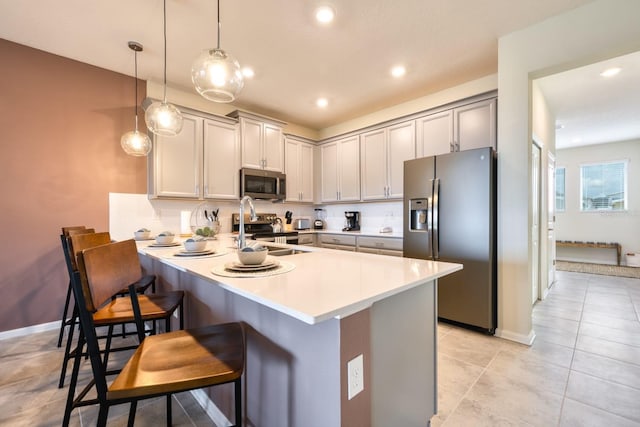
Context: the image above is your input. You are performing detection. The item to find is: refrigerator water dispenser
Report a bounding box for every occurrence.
[409,198,428,231]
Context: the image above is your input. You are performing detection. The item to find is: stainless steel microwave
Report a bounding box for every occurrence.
[240,168,286,201]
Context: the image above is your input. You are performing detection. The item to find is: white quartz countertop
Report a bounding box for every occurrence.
[137,235,461,325]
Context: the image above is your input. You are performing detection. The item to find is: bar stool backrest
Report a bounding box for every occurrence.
[77,239,142,315]
[67,232,112,312]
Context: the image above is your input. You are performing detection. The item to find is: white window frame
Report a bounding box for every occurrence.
[579,159,628,212]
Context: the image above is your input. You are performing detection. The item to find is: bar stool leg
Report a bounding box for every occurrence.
[59,306,78,388]
[57,280,74,347]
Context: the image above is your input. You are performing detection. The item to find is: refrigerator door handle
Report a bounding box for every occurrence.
[433,178,440,259]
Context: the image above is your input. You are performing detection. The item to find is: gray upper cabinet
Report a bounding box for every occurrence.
[285,135,314,202]
[320,135,360,203]
[149,111,239,200]
[417,97,496,158]
[229,110,286,172]
[361,121,415,200]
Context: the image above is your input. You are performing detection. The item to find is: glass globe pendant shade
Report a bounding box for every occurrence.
[191,48,244,103]
[121,129,152,156]
[145,101,183,136]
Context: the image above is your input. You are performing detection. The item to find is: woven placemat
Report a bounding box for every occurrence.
[211,260,296,278]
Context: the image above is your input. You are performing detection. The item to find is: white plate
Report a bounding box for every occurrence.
[174,250,215,257]
[224,260,280,272]
[147,242,181,248]
[134,236,154,241]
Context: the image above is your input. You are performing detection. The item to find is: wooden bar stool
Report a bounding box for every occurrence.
[63,239,244,427]
[57,226,91,347]
[58,232,182,389]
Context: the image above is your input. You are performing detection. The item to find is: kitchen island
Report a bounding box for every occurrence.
[136,235,462,427]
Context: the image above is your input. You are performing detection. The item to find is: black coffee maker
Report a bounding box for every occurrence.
[343,211,361,231]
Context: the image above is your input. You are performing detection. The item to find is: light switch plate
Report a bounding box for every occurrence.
[347,354,364,400]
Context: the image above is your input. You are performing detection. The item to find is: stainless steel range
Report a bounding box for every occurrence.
[231,213,299,244]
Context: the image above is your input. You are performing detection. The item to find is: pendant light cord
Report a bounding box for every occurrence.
[134,48,139,131]
[217,0,221,50]
[163,0,168,103]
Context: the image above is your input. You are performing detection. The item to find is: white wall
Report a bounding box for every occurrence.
[497,0,640,343]
[556,139,640,265]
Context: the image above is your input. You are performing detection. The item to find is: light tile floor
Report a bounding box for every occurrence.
[1,270,639,426]
[434,270,640,427]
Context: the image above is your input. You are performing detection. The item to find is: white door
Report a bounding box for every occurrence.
[299,142,314,202]
[531,143,541,305]
[284,138,301,201]
[547,153,557,288]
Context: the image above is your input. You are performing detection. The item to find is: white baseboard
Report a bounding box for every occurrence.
[494,328,536,345]
[190,389,232,427]
[0,321,59,341]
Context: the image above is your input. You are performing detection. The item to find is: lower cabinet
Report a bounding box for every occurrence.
[318,234,357,251]
[357,236,403,257]
[297,233,316,246]
[317,234,403,256]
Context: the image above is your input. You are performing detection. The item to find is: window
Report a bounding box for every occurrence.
[555,167,565,212]
[580,161,627,211]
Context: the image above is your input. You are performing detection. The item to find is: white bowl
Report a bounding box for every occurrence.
[134,230,151,240]
[155,233,175,244]
[237,248,268,265]
[184,239,207,252]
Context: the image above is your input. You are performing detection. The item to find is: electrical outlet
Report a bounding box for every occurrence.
[347,354,364,400]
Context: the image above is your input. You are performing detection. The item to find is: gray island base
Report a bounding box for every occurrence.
[137,236,461,426]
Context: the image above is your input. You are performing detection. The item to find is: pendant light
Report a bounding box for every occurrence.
[191,0,244,103]
[121,41,152,157]
[145,0,183,136]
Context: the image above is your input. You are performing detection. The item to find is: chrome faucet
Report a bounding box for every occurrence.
[238,195,257,249]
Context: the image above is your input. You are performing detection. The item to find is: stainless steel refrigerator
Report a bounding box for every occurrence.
[403,147,497,334]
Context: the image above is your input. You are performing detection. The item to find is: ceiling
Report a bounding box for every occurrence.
[536,50,640,149]
[0,0,600,131]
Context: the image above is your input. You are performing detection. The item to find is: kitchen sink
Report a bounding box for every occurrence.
[261,245,311,256]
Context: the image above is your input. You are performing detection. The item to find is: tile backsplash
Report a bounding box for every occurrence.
[109,193,404,241]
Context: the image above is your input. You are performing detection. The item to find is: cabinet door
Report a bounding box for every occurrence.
[240,117,263,169]
[154,114,202,198]
[416,110,453,157]
[299,142,314,202]
[203,120,239,199]
[263,123,284,172]
[361,129,388,200]
[320,142,339,202]
[338,136,360,201]
[453,98,496,151]
[387,121,416,199]
[284,138,301,201]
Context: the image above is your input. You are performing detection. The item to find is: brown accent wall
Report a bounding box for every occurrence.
[0,39,147,332]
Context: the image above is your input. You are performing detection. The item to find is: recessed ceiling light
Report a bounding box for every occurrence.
[600,67,621,77]
[391,65,406,78]
[315,6,335,24]
[572,137,582,143]
[316,98,328,108]
[242,67,255,78]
